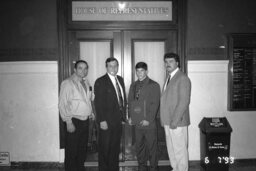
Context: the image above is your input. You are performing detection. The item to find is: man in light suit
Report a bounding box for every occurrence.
[94,57,127,171]
[160,53,191,171]
[59,60,94,171]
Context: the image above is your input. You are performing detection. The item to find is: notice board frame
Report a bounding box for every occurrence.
[228,33,256,111]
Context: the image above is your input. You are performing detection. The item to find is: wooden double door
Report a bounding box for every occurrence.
[67,29,178,164]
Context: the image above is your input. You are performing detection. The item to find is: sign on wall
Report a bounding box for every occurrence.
[72,1,172,21]
[228,34,256,111]
[0,152,10,166]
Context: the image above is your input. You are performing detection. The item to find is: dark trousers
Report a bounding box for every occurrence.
[98,123,122,171]
[135,128,158,171]
[65,118,89,171]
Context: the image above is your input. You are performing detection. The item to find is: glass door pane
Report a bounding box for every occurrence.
[79,41,111,162]
[123,30,176,162]
[80,41,111,86]
[133,41,168,161]
[134,41,165,89]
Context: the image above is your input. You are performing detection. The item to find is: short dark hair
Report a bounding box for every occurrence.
[164,53,180,64]
[135,62,148,70]
[74,60,88,69]
[105,57,119,67]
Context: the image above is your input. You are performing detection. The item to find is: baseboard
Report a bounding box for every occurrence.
[2,159,255,169]
[229,158,256,167]
[9,162,64,169]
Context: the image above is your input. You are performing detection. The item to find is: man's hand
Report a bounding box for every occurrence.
[90,92,95,101]
[66,121,75,133]
[128,118,132,125]
[100,121,108,130]
[169,122,177,129]
[89,113,95,120]
[140,120,149,126]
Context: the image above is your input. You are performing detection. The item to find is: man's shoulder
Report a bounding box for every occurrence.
[177,70,190,81]
[95,74,107,82]
[148,79,160,87]
[60,77,75,91]
[116,75,124,81]
[61,77,73,85]
[130,81,136,87]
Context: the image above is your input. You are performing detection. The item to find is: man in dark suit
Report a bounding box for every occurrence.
[128,62,160,171]
[160,53,191,171]
[94,57,127,171]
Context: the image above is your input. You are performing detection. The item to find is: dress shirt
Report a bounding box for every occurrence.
[170,67,179,79]
[107,73,124,104]
[59,74,93,123]
[134,77,148,100]
[163,68,179,91]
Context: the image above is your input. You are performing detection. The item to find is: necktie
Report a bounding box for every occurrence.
[166,75,170,86]
[115,77,123,108]
[164,75,171,91]
[135,88,140,100]
[135,82,142,100]
[80,80,87,93]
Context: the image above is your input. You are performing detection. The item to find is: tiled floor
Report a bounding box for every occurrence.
[1,165,256,171]
[1,160,256,171]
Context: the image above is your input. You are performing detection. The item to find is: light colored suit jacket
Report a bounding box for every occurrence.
[59,74,93,123]
[160,69,191,127]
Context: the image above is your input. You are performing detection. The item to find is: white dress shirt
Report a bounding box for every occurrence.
[163,68,179,91]
[107,73,124,104]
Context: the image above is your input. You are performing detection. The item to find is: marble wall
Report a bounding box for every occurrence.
[188,60,256,160]
[0,61,59,161]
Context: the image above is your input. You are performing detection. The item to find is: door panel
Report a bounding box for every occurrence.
[124,30,176,161]
[123,30,177,92]
[68,31,115,74]
[67,30,177,163]
[80,41,111,86]
[134,41,165,88]
[68,31,116,161]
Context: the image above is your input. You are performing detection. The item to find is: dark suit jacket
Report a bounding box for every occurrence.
[160,69,191,127]
[94,74,127,127]
[128,77,160,129]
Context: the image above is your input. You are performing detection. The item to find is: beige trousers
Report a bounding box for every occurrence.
[164,125,189,171]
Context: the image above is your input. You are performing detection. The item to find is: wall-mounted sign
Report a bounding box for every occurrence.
[72,1,172,21]
[0,152,10,166]
[228,34,256,111]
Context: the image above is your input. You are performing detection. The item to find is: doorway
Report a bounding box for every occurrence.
[67,29,178,163]
[68,30,177,89]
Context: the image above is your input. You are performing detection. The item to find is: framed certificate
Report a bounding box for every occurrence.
[129,100,146,125]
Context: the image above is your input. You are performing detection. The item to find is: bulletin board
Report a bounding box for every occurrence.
[228,33,256,111]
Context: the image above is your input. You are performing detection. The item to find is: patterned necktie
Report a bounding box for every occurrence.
[135,88,140,100]
[135,82,142,100]
[115,77,123,108]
